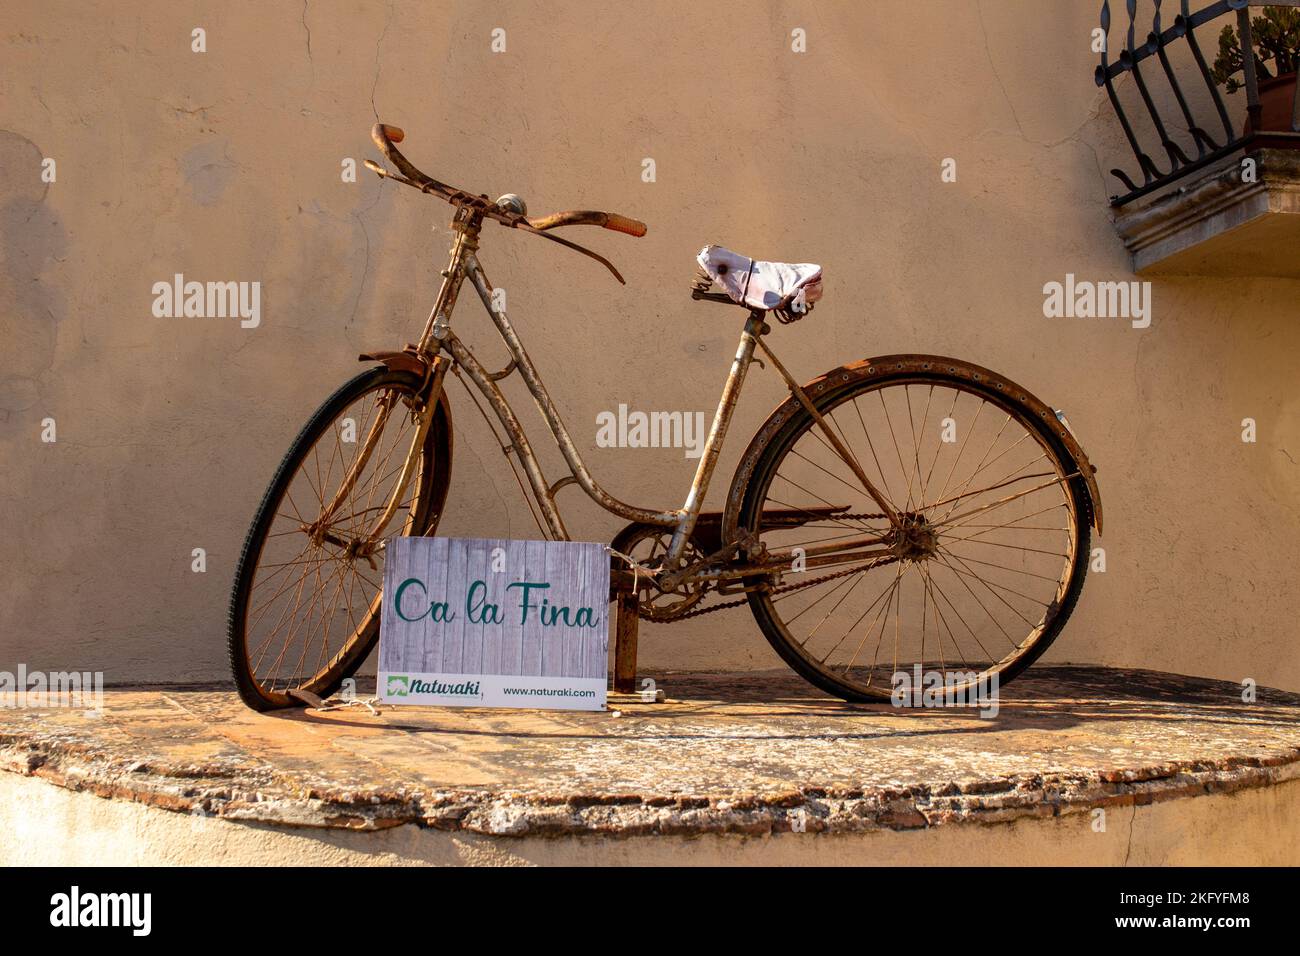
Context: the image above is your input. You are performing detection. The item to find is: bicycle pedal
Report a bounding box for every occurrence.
[286,688,326,709]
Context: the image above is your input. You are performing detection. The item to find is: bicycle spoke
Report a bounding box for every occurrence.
[923,388,959,500]
[936,412,1012,523]
[924,464,1052,513]
[826,405,872,490]
[934,431,1035,508]
[744,370,1086,701]
[936,550,1041,626]
[941,534,1067,559]
[852,394,895,507]
[919,563,951,672]
[815,563,905,663]
[788,446,878,505]
[943,501,1067,536]
[772,565,861,608]
[271,559,333,687]
[930,552,1021,649]
[253,551,323,677]
[878,389,911,510]
[790,572,866,639]
[925,561,995,663]
[936,473,1078,531]
[900,384,929,510]
[804,418,885,508]
[766,485,881,535]
[939,549,1065,584]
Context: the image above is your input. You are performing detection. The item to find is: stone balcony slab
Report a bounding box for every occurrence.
[1113,148,1300,278]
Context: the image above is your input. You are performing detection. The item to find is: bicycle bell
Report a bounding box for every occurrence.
[495,193,528,217]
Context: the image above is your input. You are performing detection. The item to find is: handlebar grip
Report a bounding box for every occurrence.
[374,123,405,146]
[370,122,441,194]
[604,213,647,238]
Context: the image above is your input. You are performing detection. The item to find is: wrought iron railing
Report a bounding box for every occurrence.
[1098,0,1300,205]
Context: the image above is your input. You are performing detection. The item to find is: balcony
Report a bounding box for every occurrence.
[1099,1,1300,276]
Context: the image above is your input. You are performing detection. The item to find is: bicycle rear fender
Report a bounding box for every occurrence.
[723,354,1103,542]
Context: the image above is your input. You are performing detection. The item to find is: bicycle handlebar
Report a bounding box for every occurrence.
[526,209,648,237]
[368,123,647,238]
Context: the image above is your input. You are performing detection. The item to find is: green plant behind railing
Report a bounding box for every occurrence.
[1212,5,1300,92]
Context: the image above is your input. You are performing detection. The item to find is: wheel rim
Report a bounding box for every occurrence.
[746,377,1082,700]
[240,382,430,699]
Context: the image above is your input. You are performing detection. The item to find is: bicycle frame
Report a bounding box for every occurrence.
[227,122,1102,712]
[353,206,901,573]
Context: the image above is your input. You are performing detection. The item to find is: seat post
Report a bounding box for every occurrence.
[664,311,764,565]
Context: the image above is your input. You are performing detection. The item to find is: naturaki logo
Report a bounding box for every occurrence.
[385,675,410,697]
[386,674,482,699]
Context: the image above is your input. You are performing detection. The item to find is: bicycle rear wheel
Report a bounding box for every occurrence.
[734,358,1091,703]
[227,366,452,711]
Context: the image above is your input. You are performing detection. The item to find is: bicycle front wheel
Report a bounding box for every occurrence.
[227,366,452,710]
[734,358,1092,704]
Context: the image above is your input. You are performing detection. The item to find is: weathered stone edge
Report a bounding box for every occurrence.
[3,735,1297,838]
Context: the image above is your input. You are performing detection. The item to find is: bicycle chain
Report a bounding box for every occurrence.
[642,512,897,621]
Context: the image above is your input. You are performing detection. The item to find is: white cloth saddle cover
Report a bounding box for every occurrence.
[697,244,823,311]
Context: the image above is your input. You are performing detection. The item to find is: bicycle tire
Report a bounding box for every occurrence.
[227,366,452,711]
[735,360,1092,703]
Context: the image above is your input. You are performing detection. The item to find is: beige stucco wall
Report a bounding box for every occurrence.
[2,1,1297,689]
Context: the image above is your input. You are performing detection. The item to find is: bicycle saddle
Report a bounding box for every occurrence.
[696,244,823,312]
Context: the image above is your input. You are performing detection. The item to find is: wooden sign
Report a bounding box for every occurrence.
[378,537,609,710]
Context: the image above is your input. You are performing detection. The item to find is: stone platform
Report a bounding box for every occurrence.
[1,666,1297,865]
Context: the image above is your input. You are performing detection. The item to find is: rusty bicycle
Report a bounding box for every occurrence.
[227,123,1102,711]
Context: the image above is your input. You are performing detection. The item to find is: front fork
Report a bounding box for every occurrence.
[307,355,450,560]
